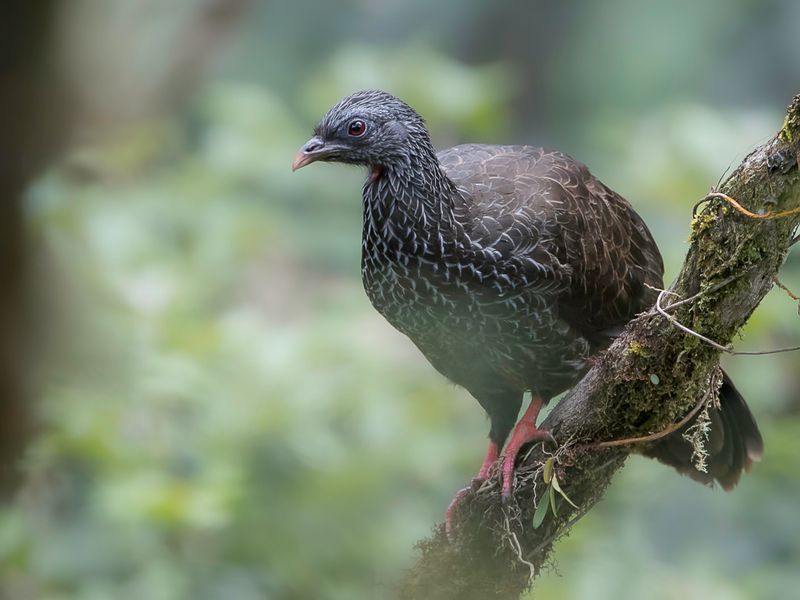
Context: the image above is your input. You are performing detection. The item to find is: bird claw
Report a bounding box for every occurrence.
[501,429,557,500]
[444,476,485,538]
[445,429,558,533]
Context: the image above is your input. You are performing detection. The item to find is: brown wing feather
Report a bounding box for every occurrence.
[439,144,664,342]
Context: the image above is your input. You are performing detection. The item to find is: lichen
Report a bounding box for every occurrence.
[682,400,711,473]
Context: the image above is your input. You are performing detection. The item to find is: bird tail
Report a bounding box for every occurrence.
[641,370,763,490]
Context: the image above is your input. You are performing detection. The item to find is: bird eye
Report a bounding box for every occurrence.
[347,120,367,137]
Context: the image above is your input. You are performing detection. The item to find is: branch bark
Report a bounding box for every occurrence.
[397,94,800,599]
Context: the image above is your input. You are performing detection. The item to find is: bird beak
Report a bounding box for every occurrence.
[292,137,326,171]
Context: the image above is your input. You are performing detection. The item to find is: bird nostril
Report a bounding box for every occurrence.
[303,139,324,154]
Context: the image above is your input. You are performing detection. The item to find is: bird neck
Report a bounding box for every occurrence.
[362,143,460,256]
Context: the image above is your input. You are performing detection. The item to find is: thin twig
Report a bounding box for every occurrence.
[773,275,800,302]
[714,166,732,193]
[656,289,734,352]
[693,191,800,220]
[644,273,744,312]
[773,275,800,317]
[656,289,800,355]
[593,390,709,449]
[507,519,536,581]
[725,345,800,355]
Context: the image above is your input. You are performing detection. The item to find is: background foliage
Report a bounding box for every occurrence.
[2,1,799,598]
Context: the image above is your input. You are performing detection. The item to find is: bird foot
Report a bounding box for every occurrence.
[444,439,500,536]
[500,427,556,502]
[444,476,484,537]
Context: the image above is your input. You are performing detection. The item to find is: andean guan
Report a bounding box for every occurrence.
[292,90,763,529]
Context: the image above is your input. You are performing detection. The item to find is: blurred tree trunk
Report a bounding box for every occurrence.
[0,0,250,495]
[0,1,70,493]
[398,95,800,600]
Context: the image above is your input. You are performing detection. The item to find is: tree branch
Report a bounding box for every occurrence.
[397,94,800,600]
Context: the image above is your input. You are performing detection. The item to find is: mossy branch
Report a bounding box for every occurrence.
[397,94,800,600]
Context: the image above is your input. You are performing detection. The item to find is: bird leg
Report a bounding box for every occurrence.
[477,438,500,480]
[500,394,555,500]
[444,439,499,534]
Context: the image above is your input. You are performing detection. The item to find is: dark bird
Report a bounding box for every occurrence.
[292,90,763,528]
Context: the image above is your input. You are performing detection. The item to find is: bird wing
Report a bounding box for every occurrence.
[438,144,665,341]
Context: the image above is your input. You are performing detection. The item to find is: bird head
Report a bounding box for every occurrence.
[292,90,430,172]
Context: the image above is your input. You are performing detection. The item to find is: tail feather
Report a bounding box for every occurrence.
[641,370,763,489]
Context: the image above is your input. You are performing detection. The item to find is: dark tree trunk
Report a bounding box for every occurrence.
[0,1,71,493]
[0,0,251,495]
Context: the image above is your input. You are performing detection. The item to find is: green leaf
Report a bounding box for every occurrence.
[549,483,558,518]
[543,457,554,484]
[532,487,551,529]
[551,474,579,509]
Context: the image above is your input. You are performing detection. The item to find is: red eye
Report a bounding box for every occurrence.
[348,120,367,137]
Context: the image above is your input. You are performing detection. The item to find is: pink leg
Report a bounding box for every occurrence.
[477,439,500,480]
[445,439,500,534]
[500,394,555,500]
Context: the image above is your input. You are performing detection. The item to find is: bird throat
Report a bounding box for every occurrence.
[360,157,463,335]
[368,165,383,183]
[362,157,460,260]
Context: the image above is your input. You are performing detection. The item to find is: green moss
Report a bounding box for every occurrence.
[738,238,766,266]
[626,340,648,357]
[689,210,717,240]
[779,112,798,144]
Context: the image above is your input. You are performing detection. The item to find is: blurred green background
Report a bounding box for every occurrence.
[2,1,800,598]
